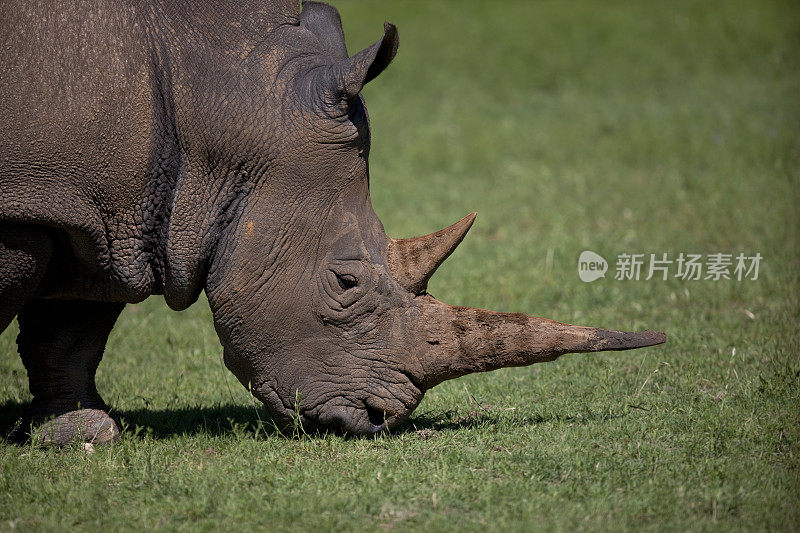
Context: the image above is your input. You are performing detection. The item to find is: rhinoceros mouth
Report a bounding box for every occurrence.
[304,400,411,436]
[252,378,420,436]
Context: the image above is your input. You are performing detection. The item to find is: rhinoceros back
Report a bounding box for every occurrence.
[0,0,168,301]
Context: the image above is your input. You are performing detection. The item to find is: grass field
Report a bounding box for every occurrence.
[2,0,799,530]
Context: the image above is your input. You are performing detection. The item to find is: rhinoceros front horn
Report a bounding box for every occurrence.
[387,212,476,294]
[415,296,667,389]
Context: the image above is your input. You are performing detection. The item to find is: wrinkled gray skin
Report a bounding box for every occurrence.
[0,0,665,443]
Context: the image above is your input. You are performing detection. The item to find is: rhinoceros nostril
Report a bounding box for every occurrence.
[364,403,387,427]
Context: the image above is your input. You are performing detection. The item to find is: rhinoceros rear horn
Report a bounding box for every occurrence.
[326,22,399,100]
[387,212,476,294]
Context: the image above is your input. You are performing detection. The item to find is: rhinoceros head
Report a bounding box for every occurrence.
[203,2,665,435]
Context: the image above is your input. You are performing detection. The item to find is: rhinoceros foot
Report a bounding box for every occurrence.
[28,408,120,447]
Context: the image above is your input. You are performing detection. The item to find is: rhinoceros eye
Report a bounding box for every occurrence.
[335,273,358,291]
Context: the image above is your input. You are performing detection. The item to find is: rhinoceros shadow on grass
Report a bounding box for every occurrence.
[0,1,665,446]
[0,399,627,442]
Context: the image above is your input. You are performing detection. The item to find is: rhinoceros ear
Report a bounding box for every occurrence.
[326,22,399,101]
[300,1,349,60]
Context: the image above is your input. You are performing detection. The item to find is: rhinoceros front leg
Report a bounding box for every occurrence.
[0,224,53,333]
[16,299,125,446]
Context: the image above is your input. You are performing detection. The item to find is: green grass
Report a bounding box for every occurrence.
[2,0,799,530]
